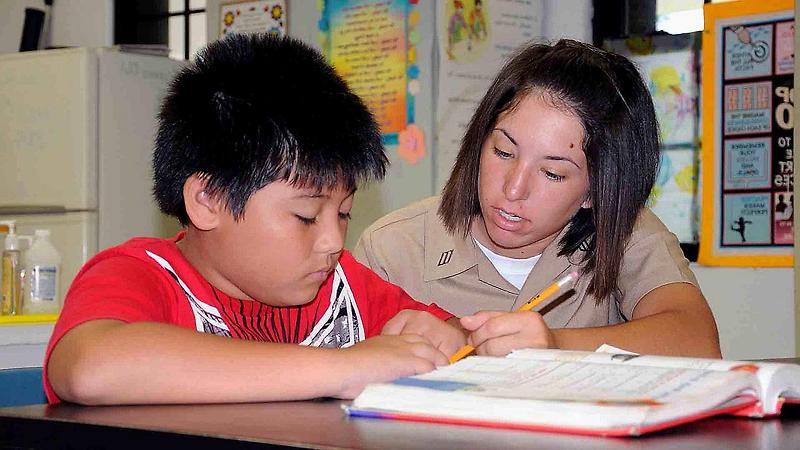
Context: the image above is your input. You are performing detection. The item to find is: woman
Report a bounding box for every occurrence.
[355,39,721,358]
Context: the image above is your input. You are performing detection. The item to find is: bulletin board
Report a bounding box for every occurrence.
[699,0,794,267]
[319,0,422,157]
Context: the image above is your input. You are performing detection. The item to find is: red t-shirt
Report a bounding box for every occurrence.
[44,233,453,403]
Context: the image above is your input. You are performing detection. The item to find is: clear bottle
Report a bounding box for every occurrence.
[1,224,23,315]
[22,229,61,315]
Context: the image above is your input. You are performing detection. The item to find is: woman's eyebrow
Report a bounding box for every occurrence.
[545,155,581,169]
[494,128,517,146]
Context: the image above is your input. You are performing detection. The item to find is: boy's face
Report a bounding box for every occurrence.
[207,180,353,307]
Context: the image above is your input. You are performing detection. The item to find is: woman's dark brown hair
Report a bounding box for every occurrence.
[439,39,660,301]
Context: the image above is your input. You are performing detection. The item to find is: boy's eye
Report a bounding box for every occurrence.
[296,215,317,225]
[339,212,352,221]
[493,148,513,159]
[544,170,565,182]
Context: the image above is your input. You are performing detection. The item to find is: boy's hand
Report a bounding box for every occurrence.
[460,310,556,356]
[337,334,447,399]
[381,310,467,356]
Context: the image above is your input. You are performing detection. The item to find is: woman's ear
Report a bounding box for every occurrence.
[581,195,592,209]
[183,173,223,231]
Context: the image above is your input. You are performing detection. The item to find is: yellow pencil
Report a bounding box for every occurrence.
[448,271,579,363]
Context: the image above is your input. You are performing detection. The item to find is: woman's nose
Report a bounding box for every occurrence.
[503,164,531,201]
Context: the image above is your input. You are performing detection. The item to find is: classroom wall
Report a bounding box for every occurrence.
[696,266,794,359]
[0,0,113,54]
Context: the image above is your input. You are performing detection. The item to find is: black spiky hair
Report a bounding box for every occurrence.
[153,33,386,224]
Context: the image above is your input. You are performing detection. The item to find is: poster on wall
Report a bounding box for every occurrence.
[220,1,288,37]
[699,0,794,267]
[434,0,543,190]
[606,35,701,245]
[320,0,423,162]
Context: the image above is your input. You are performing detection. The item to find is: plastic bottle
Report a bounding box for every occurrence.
[0,220,16,316]
[22,229,61,315]
[1,223,23,315]
[0,220,14,244]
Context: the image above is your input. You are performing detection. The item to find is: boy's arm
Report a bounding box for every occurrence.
[48,319,447,405]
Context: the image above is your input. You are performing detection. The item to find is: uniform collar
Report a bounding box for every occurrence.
[423,210,477,282]
[422,204,588,307]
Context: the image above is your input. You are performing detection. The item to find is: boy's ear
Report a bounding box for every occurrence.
[183,174,223,231]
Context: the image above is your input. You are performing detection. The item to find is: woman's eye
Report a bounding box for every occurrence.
[296,215,317,225]
[339,212,352,221]
[544,170,565,182]
[493,148,513,159]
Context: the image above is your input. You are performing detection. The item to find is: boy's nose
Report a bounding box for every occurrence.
[317,221,345,255]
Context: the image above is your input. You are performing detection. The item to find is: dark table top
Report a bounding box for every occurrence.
[3,358,799,449]
[2,399,800,450]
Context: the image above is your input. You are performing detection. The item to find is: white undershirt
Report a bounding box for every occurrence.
[473,238,541,290]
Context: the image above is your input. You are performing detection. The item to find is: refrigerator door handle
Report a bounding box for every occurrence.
[0,206,70,215]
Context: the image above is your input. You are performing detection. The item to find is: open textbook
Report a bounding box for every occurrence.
[347,349,800,437]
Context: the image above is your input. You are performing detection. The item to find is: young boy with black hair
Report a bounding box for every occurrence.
[44,34,466,405]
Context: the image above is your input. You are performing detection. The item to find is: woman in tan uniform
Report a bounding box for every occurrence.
[355,40,721,358]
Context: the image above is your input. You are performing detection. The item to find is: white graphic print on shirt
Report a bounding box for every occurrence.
[145,250,231,337]
[300,263,365,348]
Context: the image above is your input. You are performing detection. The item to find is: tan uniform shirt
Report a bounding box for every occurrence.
[353,196,698,328]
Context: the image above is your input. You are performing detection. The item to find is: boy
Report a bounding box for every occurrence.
[45,34,466,405]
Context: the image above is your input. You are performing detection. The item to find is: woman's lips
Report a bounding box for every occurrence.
[491,207,526,232]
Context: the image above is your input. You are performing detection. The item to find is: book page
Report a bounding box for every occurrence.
[422,356,754,404]
[506,349,800,413]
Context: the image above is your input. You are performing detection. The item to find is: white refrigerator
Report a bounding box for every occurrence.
[0,47,184,303]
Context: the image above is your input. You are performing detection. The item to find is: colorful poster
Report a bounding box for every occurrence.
[606,34,700,244]
[774,21,795,75]
[773,191,794,244]
[723,137,771,190]
[722,193,772,245]
[220,1,287,37]
[434,0,543,189]
[323,0,409,138]
[648,148,699,243]
[699,0,794,267]
[723,81,772,135]
[724,23,773,80]
[643,51,697,147]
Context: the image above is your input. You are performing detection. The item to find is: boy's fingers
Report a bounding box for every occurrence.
[409,341,449,368]
[399,334,428,344]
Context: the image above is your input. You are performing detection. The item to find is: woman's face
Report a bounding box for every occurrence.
[471,92,590,259]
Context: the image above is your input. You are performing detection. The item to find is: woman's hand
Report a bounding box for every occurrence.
[460,310,557,356]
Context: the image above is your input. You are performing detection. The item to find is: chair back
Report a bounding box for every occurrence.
[0,367,46,407]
